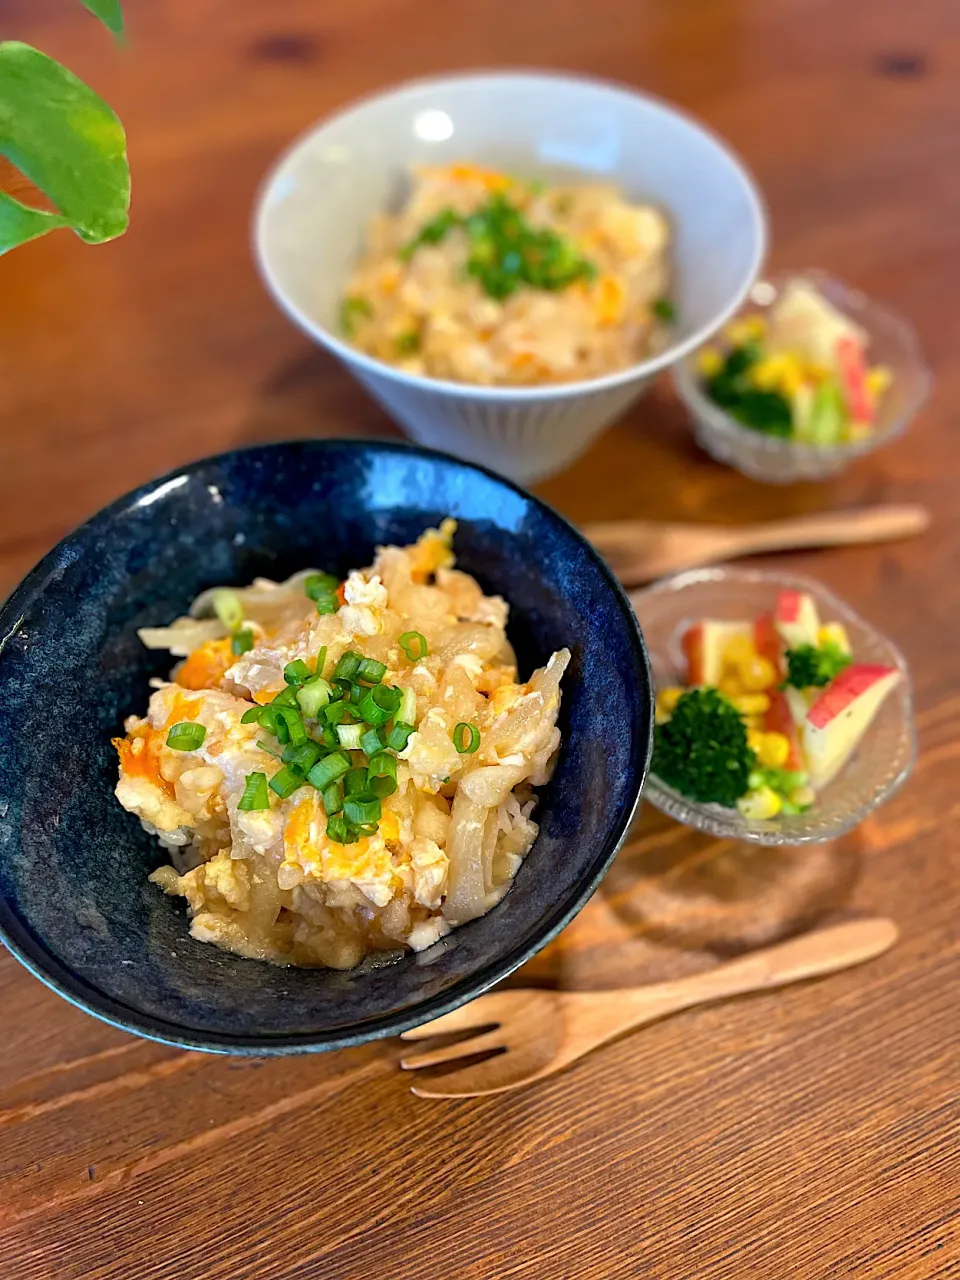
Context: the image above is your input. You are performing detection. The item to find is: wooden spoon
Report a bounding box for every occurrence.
[584,505,930,586]
[400,917,897,1097]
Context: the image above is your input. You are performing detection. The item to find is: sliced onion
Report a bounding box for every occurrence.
[189,569,321,621]
[137,618,226,655]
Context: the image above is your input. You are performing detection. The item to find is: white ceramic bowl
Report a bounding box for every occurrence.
[254,70,767,483]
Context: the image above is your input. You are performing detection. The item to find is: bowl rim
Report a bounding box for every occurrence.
[0,436,653,1054]
[633,565,917,845]
[253,66,768,402]
[672,266,933,460]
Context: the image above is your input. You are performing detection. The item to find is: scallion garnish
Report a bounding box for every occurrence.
[269,765,305,800]
[238,771,270,811]
[306,751,351,791]
[652,297,676,322]
[256,739,282,759]
[322,780,344,816]
[386,721,414,752]
[276,706,307,746]
[344,793,382,827]
[271,686,301,709]
[368,752,398,798]
[343,767,368,797]
[334,651,362,681]
[398,631,428,662]
[241,706,264,725]
[296,678,332,719]
[166,722,206,751]
[305,573,339,601]
[232,628,254,656]
[358,683,401,726]
[397,687,416,727]
[212,588,243,633]
[356,657,387,685]
[282,741,323,773]
[258,705,288,743]
[453,722,480,754]
[283,659,313,687]
[326,814,353,844]
[336,723,364,751]
[340,296,373,336]
[314,593,339,616]
[324,699,357,726]
[360,726,386,757]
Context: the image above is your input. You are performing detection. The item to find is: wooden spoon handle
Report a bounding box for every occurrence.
[581,919,899,1050]
[712,505,931,558]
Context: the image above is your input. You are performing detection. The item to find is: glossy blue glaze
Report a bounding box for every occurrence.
[0,440,652,1053]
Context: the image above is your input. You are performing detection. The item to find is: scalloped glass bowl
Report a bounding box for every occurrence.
[673,269,932,484]
[632,567,916,845]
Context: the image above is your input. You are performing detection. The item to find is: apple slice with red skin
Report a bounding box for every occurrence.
[802,664,900,788]
[764,689,806,770]
[775,589,821,650]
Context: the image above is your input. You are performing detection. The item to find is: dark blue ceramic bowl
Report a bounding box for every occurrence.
[0,440,652,1054]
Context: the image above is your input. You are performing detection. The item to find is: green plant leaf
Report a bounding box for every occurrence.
[0,190,71,253]
[79,0,124,36]
[0,42,129,250]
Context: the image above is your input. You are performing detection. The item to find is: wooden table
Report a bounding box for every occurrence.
[2,1,958,1276]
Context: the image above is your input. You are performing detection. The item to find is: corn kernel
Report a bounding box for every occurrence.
[723,634,756,666]
[818,622,851,653]
[697,347,723,377]
[866,365,893,401]
[750,354,789,391]
[731,693,771,716]
[739,654,777,692]
[747,728,766,755]
[737,786,783,821]
[757,732,790,769]
[718,673,746,698]
[725,315,766,346]
[655,687,685,722]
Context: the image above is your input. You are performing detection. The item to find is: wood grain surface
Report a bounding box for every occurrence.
[1,1,958,1276]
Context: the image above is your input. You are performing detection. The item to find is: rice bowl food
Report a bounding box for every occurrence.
[340,163,673,386]
[113,522,569,970]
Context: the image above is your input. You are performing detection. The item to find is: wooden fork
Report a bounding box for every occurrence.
[584,505,930,587]
[400,917,898,1098]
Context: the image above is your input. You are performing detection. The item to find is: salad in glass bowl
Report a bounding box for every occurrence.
[673,270,931,483]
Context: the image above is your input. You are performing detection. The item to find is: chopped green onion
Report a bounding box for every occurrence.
[340,296,373,336]
[343,767,368,797]
[453,722,480,754]
[386,721,414,752]
[314,646,328,678]
[269,765,305,800]
[282,741,323,773]
[652,297,676,322]
[326,814,353,844]
[305,573,339,601]
[324,700,357,726]
[360,726,386,757]
[356,657,387,685]
[296,677,332,719]
[359,683,401,726]
[394,330,421,356]
[276,707,307,746]
[315,594,339,616]
[334,651,362,681]
[398,631,428,662]
[283,659,313,687]
[166,722,206,751]
[241,706,263,725]
[258,705,288,743]
[256,739,282,759]
[231,628,254,656]
[400,207,461,262]
[344,793,382,827]
[306,751,351,791]
[368,752,398,798]
[317,723,338,751]
[397,687,416,726]
[271,687,300,708]
[337,723,364,751]
[319,781,342,816]
[212,588,243,633]
[238,771,270,811]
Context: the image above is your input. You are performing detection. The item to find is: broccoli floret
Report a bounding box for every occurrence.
[652,687,756,808]
[782,642,851,690]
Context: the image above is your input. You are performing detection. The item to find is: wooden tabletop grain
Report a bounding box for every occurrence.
[2,1,958,1276]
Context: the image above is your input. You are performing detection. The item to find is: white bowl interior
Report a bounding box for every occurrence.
[256,72,765,360]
